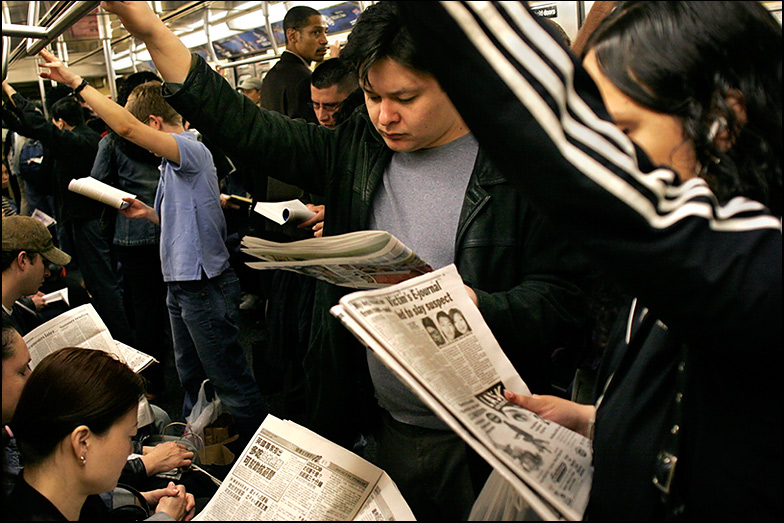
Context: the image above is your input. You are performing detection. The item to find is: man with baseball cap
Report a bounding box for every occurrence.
[2,215,71,334]
[237,77,263,105]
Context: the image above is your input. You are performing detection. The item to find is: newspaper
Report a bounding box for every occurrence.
[115,339,158,374]
[68,176,136,209]
[330,265,593,521]
[194,415,415,521]
[22,304,156,428]
[253,198,316,225]
[242,230,433,289]
[31,208,57,227]
[23,304,126,369]
[41,287,69,306]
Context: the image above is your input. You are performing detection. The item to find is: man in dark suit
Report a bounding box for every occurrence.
[259,5,329,123]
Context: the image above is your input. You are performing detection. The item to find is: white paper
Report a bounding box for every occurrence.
[42,287,69,306]
[68,177,136,210]
[253,199,316,225]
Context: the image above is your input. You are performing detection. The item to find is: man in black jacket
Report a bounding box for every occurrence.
[2,82,134,344]
[103,2,589,519]
[259,5,328,123]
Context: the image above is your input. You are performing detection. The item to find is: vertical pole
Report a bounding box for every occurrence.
[98,6,117,101]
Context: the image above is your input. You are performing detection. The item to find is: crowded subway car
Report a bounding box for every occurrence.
[2,1,782,521]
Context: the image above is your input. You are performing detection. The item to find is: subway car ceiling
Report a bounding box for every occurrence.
[2,0,783,101]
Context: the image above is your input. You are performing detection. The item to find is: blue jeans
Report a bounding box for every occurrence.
[166,269,267,439]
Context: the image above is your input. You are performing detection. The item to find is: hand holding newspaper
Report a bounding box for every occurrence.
[194,415,415,521]
[330,265,593,521]
[68,177,136,209]
[242,230,433,289]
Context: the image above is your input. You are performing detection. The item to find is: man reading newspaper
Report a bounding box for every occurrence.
[99,2,590,519]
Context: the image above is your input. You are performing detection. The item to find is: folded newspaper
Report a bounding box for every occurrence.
[68,177,136,209]
[242,230,433,289]
[330,264,593,521]
[253,198,316,225]
[194,414,415,521]
[22,304,159,428]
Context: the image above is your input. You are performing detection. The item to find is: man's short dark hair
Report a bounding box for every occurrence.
[311,58,358,95]
[50,96,84,127]
[2,250,38,272]
[340,1,429,87]
[117,71,162,107]
[284,6,321,45]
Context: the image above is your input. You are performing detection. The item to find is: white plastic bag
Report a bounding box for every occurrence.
[184,379,228,439]
[469,469,543,521]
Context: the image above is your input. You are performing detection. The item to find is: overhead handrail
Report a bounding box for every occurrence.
[25,2,102,56]
[69,1,205,67]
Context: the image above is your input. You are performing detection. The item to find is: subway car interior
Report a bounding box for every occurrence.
[2,1,782,521]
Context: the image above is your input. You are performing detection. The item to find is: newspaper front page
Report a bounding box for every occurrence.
[195,415,414,521]
[330,265,592,521]
[242,230,432,289]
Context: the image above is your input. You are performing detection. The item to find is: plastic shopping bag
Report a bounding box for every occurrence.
[469,469,543,521]
[185,379,228,440]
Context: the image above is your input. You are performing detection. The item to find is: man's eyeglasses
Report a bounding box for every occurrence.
[308,101,343,112]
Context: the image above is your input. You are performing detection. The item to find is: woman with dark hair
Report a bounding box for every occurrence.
[448,308,471,337]
[5,347,196,521]
[398,1,781,519]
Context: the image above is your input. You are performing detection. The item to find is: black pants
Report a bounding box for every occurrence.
[117,244,171,396]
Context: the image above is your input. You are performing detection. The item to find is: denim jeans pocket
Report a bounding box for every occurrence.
[175,279,210,297]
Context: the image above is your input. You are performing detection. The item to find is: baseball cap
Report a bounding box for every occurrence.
[2,215,71,266]
[237,77,263,91]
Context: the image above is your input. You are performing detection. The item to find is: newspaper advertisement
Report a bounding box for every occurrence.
[195,415,414,521]
[330,264,593,521]
[242,231,432,289]
[68,176,136,209]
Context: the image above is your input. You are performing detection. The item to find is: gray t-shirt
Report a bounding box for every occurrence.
[367,132,479,429]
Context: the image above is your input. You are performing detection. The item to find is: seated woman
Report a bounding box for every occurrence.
[5,346,196,520]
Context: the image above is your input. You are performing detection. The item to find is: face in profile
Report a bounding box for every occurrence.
[450,309,470,336]
[362,57,467,153]
[85,408,138,494]
[1,331,31,425]
[583,50,697,181]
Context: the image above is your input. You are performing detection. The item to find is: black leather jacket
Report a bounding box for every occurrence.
[166,54,589,447]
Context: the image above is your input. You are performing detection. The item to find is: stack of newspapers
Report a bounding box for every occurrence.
[242,230,433,289]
